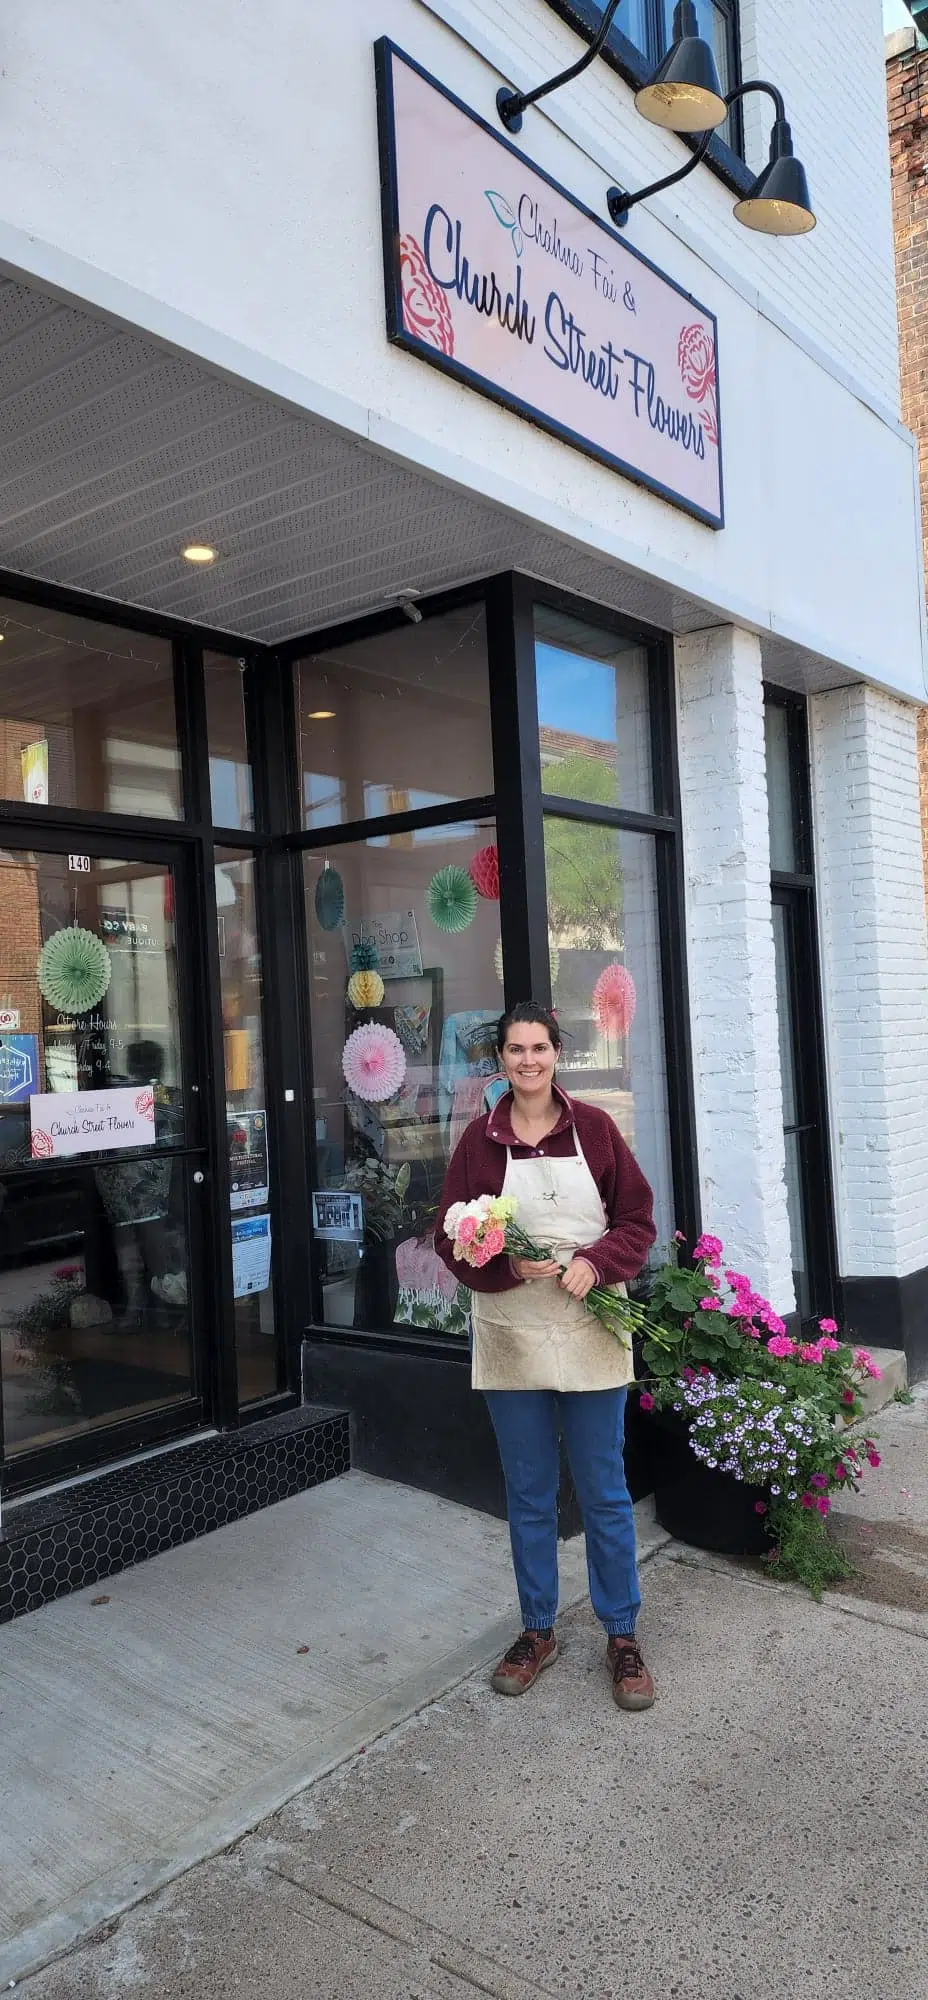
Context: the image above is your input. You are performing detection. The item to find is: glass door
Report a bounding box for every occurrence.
[0,833,210,1489]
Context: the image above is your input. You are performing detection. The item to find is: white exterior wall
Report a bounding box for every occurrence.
[811,686,928,1283]
[0,0,922,698]
[675,625,795,1309]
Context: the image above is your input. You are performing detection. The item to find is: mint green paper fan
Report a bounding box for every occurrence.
[427,865,477,934]
[37,927,112,1014]
[350,937,380,972]
[314,866,345,932]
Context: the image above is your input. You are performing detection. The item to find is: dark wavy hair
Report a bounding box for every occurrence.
[496,1001,562,1055]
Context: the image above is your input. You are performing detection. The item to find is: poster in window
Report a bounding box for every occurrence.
[228,1108,270,1210]
[232,1211,272,1296]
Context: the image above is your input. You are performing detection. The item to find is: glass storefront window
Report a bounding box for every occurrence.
[535,607,653,814]
[294,605,492,831]
[0,598,181,818]
[304,817,501,1338]
[214,851,278,1403]
[205,653,254,831]
[544,817,674,1253]
[765,700,800,874]
[0,847,193,1459]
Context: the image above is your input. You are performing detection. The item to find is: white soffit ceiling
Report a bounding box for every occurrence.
[0,273,846,690]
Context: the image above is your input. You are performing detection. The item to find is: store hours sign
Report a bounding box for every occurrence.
[376,41,722,529]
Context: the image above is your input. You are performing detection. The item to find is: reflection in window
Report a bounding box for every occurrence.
[215,852,279,1404]
[304,819,501,1338]
[0,597,180,818]
[294,605,492,830]
[543,2,738,149]
[205,654,254,831]
[535,606,652,814]
[0,848,192,1458]
[544,817,674,1252]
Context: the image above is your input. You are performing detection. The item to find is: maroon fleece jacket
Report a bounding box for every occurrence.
[434,1085,656,1295]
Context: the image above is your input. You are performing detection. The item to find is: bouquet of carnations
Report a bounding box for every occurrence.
[443,1193,649,1348]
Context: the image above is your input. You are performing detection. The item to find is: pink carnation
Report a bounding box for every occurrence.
[766,1334,795,1359]
[482,1226,506,1259]
[470,1240,492,1268]
[818,1318,839,1335]
[457,1215,478,1246]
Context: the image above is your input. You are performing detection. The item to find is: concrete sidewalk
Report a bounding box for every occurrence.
[10,1392,928,1998]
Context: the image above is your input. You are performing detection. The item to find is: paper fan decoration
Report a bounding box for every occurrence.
[37,928,112,1015]
[347,969,385,1010]
[342,1022,407,1103]
[349,938,380,973]
[592,962,637,1039]
[494,938,560,989]
[427,865,477,933]
[468,844,500,900]
[314,866,345,932]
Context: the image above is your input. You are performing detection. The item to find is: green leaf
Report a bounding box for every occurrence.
[485,188,517,229]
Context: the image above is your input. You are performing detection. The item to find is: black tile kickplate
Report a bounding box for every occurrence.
[0,1405,350,1624]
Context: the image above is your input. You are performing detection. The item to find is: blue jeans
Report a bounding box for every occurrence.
[484,1387,641,1637]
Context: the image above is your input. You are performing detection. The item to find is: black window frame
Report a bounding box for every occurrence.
[284,571,700,1364]
[764,685,838,1328]
[541,0,747,182]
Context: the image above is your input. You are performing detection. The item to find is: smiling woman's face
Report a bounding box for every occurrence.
[501,1021,559,1100]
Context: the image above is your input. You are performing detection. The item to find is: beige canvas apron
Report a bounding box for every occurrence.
[471,1137,634,1392]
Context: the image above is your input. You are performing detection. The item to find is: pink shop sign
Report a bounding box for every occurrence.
[376,41,723,529]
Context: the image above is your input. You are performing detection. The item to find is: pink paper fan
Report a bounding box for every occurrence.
[342,1023,407,1103]
[468,843,500,900]
[592,963,637,1040]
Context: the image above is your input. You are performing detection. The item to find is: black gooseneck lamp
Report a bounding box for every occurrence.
[495,0,814,238]
[607,79,815,235]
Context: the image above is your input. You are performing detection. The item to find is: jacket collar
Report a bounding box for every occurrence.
[486,1082,574,1147]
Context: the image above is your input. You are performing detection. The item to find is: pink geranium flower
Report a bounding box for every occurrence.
[754,1501,768,1515]
[818,1336,840,1353]
[693,1233,723,1265]
[818,1318,839,1335]
[767,1333,796,1359]
[842,1389,856,1406]
[639,1390,655,1412]
[816,1496,831,1517]
[799,1343,824,1364]
[699,1296,722,1311]
[833,1462,847,1481]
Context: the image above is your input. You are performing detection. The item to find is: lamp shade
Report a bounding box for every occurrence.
[635,1,727,133]
[733,120,815,235]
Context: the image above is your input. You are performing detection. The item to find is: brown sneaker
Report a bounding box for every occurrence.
[608,1635,655,1711]
[490,1629,558,1696]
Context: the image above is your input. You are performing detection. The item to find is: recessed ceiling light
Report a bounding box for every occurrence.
[181,543,218,565]
[307,709,335,720]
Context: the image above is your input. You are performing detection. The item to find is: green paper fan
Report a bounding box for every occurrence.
[315,866,345,932]
[427,865,477,934]
[350,937,380,972]
[37,927,112,1014]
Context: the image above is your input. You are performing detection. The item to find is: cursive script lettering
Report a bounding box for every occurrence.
[518,195,584,276]
[424,204,535,343]
[544,292,624,400]
[625,350,706,458]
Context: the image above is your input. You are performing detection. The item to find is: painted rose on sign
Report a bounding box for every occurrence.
[400,234,455,355]
[677,323,718,447]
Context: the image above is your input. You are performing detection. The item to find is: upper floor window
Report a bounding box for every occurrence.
[543,2,741,154]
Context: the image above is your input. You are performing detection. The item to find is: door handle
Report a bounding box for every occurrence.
[192,1170,205,1184]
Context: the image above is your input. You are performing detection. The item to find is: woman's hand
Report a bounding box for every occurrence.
[511,1255,562,1282]
[559,1256,598,1300]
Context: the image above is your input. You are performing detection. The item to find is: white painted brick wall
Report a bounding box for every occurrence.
[810,685,928,1279]
[450,0,900,409]
[675,625,795,1310]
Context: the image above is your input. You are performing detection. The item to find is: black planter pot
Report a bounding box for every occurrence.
[643,1407,772,1558]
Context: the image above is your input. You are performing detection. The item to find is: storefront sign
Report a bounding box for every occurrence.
[343,910,423,979]
[376,41,722,528]
[232,1212,272,1297]
[100,908,158,950]
[29,1084,156,1159]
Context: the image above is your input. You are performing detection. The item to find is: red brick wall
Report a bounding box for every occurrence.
[888,37,928,903]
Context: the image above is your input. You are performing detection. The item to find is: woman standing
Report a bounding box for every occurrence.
[435,1002,657,1711]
